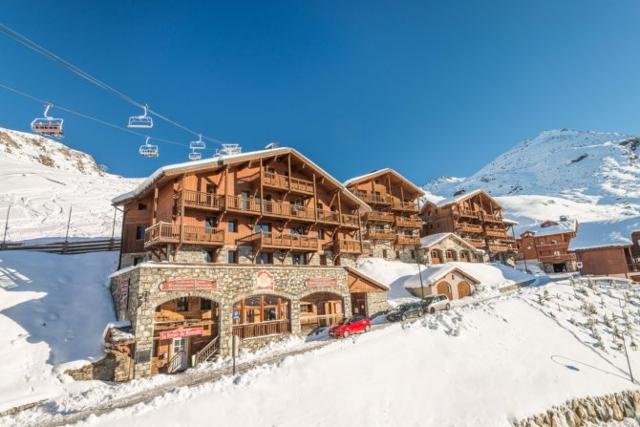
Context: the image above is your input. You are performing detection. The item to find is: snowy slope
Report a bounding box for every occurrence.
[424,129,640,247]
[0,128,140,241]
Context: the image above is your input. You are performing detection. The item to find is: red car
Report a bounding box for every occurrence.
[329,315,371,338]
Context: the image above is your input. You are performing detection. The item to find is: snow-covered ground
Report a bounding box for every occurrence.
[0,128,139,241]
[0,251,117,411]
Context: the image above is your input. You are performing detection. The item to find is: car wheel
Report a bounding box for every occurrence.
[364,325,371,333]
[343,330,350,338]
[446,303,451,310]
[430,307,435,314]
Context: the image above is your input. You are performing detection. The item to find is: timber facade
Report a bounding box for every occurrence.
[344,168,425,262]
[107,147,390,379]
[419,190,517,261]
[516,218,578,273]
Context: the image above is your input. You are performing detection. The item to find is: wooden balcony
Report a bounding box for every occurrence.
[144,222,225,248]
[340,213,360,229]
[466,238,486,249]
[316,209,340,224]
[181,190,225,211]
[483,214,504,223]
[487,242,513,253]
[453,209,482,219]
[456,223,484,234]
[395,216,422,228]
[325,239,365,255]
[355,192,391,206]
[225,195,262,215]
[263,172,314,195]
[238,232,319,252]
[485,228,509,238]
[233,320,291,339]
[365,229,397,241]
[396,235,420,246]
[391,199,418,213]
[538,253,577,263]
[365,211,395,223]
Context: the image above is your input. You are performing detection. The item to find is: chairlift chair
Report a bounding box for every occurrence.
[139,137,159,158]
[31,103,64,138]
[189,134,206,150]
[128,104,153,128]
[188,150,202,161]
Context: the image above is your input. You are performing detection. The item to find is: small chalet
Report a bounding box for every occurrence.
[404,265,481,300]
[516,217,578,273]
[419,232,485,264]
[571,243,640,282]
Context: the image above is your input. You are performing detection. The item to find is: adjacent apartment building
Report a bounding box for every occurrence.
[419,189,517,261]
[107,146,390,379]
[344,168,425,262]
[516,217,578,273]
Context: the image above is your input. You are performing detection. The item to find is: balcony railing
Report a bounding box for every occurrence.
[365,229,397,241]
[225,195,262,214]
[145,222,225,248]
[457,223,484,233]
[355,192,391,205]
[396,235,420,246]
[325,239,365,254]
[317,209,340,224]
[233,320,291,339]
[391,199,418,212]
[485,228,509,238]
[453,209,482,219]
[487,242,513,253]
[365,211,395,223]
[340,213,359,228]
[395,217,422,228]
[263,172,314,194]
[182,190,225,210]
[538,253,577,263]
[467,238,486,249]
[483,214,504,223]
[239,231,319,251]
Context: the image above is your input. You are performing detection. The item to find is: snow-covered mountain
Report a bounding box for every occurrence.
[424,129,640,248]
[0,128,140,241]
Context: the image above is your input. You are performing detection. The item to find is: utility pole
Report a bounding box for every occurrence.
[63,206,72,254]
[417,256,425,299]
[2,204,11,249]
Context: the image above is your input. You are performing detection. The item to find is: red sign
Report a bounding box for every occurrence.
[158,326,204,340]
[256,270,275,290]
[159,279,217,292]
[306,277,338,287]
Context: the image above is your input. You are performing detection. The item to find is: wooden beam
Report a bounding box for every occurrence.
[287,153,292,191]
[337,190,343,227]
[179,174,186,245]
[152,186,158,226]
[259,158,264,215]
[312,174,318,222]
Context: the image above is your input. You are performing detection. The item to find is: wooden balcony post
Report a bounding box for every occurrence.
[357,209,364,253]
[152,186,158,226]
[312,174,318,222]
[337,190,343,226]
[224,165,229,211]
[179,174,186,245]
[259,158,264,214]
[287,153,292,191]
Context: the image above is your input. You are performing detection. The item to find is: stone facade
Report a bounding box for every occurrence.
[366,291,389,316]
[110,263,354,378]
[65,349,132,382]
[370,241,395,259]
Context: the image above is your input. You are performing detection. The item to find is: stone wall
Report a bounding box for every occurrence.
[119,252,146,269]
[64,350,132,382]
[370,241,395,259]
[398,247,418,263]
[512,389,640,427]
[366,292,389,316]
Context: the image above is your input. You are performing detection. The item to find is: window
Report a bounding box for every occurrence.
[205,250,215,263]
[255,223,271,233]
[292,226,306,236]
[228,219,238,233]
[382,249,388,258]
[320,254,327,266]
[135,225,146,240]
[256,252,273,265]
[318,228,325,239]
[205,216,216,229]
[176,297,188,312]
[410,250,416,260]
[431,250,439,259]
[138,203,147,210]
[291,253,306,265]
[228,250,238,264]
[201,299,212,310]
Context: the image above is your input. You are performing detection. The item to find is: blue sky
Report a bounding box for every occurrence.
[2,1,640,184]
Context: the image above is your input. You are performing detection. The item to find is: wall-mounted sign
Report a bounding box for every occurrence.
[305,277,338,287]
[256,270,275,290]
[158,326,204,340]
[159,279,217,292]
[577,261,584,269]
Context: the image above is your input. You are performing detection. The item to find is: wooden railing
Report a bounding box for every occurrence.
[538,253,577,263]
[225,195,262,214]
[396,235,420,245]
[453,209,482,219]
[395,217,422,228]
[487,243,512,252]
[300,314,343,331]
[355,192,391,205]
[233,320,291,339]
[366,229,397,241]
[391,199,418,212]
[327,239,364,254]
[316,209,340,223]
[366,211,395,223]
[456,223,483,233]
[182,190,225,210]
[194,336,219,365]
[239,232,319,251]
[485,228,509,238]
[340,213,359,228]
[145,222,225,247]
[167,350,187,374]
[466,238,486,249]
[483,213,504,223]
[263,172,314,194]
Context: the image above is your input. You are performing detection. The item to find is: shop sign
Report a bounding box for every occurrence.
[256,270,275,290]
[158,326,203,340]
[305,277,338,287]
[159,279,217,292]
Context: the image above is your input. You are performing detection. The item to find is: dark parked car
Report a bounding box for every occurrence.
[386,301,428,322]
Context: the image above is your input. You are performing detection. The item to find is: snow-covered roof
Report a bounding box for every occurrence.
[419,232,484,253]
[112,146,371,210]
[503,218,519,226]
[518,218,578,238]
[405,264,481,287]
[569,242,631,252]
[428,189,500,209]
[343,168,425,195]
[344,266,389,291]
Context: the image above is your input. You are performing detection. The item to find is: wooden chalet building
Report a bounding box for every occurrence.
[572,243,640,281]
[419,189,517,261]
[344,168,425,262]
[107,146,389,379]
[516,217,578,273]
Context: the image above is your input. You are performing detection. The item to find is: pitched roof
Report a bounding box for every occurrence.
[406,265,481,287]
[426,189,502,209]
[344,266,389,291]
[518,218,578,238]
[343,168,425,196]
[112,146,371,210]
[569,242,631,251]
[419,232,484,253]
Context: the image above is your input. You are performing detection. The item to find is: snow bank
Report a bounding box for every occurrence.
[355,258,422,301]
[0,251,117,411]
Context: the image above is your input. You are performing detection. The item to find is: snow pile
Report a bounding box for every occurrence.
[424,129,640,248]
[0,251,117,411]
[0,127,139,241]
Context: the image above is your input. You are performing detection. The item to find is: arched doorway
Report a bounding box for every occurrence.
[436,281,452,300]
[457,281,472,299]
[300,292,344,333]
[232,294,291,339]
[152,296,219,375]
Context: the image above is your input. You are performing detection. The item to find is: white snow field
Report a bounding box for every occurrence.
[0,250,117,411]
[0,127,138,241]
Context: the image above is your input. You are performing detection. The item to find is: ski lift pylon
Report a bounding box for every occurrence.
[189,134,206,150]
[128,104,153,129]
[139,136,159,158]
[31,103,64,138]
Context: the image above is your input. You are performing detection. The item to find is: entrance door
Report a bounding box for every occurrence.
[171,337,188,372]
[351,292,367,316]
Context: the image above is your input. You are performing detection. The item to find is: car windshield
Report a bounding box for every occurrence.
[423,297,435,304]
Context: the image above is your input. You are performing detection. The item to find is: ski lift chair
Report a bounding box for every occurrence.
[189,134,206,150]
[128,104,153,128]
[188,150,202,161]
[139,137,159,158]
[31,104,64,138]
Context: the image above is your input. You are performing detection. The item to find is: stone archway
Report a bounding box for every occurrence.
[445,250,457,262]
[300,292,345,333]
[459,250,470,262]
[436,281,452,300]
[457,281,472,299]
